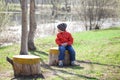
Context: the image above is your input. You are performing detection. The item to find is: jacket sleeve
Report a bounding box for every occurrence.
[55,34,62,45]
[67,33,73,45]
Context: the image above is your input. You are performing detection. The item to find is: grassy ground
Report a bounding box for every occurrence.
[0,27,120,80]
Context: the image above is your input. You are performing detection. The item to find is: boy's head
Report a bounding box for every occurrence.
[57,23,67,31]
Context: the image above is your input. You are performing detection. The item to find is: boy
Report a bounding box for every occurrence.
[55,23,76,67]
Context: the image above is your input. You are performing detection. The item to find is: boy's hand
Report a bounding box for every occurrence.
[61,43,67,46]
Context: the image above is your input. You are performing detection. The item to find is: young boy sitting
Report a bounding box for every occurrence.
[55,23,76,67]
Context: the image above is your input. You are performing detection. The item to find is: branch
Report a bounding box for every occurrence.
[19,0,22,5]
[6,57,13,66]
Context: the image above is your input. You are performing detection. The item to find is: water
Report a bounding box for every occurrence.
[0,12,120,46]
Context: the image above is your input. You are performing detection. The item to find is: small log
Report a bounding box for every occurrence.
[49,47,70,66]
[7,55,41,77]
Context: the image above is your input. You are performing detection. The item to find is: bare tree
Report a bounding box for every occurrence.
[51,0,59,18]
[20,0,28,55]
[64,0,71,12]
[116,0,120,18]
[0,0,11,33]
[28,0,37,51]
[76,0,119,30]
[51,0,71,18]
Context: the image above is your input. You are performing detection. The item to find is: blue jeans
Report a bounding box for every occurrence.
[58,45,75,61]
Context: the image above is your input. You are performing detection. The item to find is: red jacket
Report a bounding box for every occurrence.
[55,31,73,46]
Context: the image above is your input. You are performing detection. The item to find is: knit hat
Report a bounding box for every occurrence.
[57,23,67,31]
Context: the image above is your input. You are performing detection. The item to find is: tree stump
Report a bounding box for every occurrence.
[8,55,41,77]
[49,47,70,66]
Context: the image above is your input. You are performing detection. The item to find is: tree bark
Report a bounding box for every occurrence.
[28,0,37,51]
[20,0,28,55]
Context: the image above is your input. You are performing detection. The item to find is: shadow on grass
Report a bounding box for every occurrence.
[44,65,98,80]
[40,59,98,80]
[30,50,48,56]
[76,60,120,68]
[29,50,100,79]
[56,69,99,80]
[11,74,45,80]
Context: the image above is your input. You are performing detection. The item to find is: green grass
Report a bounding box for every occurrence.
[0,27,120,80]
[73,27,120,65]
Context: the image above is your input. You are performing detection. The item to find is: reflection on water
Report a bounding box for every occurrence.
[9,12,87,36]
[0,12,120,46]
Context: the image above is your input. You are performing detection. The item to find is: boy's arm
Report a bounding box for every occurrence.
[55,35,62,45]
[67,34,73,45]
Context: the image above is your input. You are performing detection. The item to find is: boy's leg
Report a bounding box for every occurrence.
[58,46,66,66]
[66,45,76,64]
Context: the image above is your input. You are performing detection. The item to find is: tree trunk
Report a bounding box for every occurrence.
[89,17,92,30]
[20,0,28,55]
[28,0,37,51]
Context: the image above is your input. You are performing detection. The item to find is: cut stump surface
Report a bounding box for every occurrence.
[12,55,41,77]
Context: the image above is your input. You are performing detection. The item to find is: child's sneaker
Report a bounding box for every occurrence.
[71,61,75,66]
[58,61,63,67]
